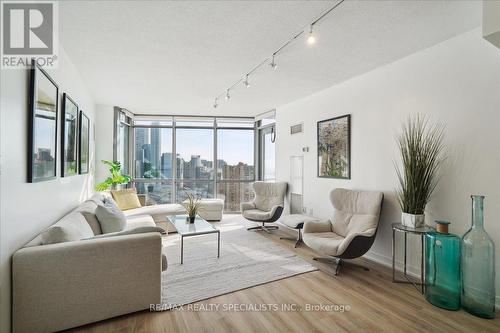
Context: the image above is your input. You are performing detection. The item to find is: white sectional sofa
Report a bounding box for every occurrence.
[12,192,186,333]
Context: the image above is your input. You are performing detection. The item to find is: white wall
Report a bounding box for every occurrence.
[0,46,96,332]
[276,28,500,303]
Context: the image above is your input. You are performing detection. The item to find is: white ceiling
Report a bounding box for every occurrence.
[59,0,481,117]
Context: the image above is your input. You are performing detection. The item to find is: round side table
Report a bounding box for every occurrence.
[391,223,433,294]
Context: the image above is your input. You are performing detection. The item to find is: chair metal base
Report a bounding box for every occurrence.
[312,257,370,276]
[247,223,279,234]
[280,229,303,248]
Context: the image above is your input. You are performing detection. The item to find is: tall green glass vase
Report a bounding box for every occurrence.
[425,221,461,310]
[461,195,496,319]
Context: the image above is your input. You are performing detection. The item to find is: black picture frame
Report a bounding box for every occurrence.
[317,114,351,179]
[28,59,59,183]
[61,93,79,177]
[78,111,90,174]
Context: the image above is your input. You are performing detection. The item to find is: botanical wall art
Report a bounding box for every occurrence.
[28,59,59,182]
[79,111,90,174]
[61,93,79,177]
[317,114,351,179]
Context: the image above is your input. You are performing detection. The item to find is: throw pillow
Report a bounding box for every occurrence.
[110,188,142,211]
[95,202,127,233]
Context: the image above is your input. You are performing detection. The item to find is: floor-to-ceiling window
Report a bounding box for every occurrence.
[175,118,215,202]
[114,108,132,174]
[216,118,255,212]
[127,115,255,212]
[133,117,173,204]
[257,112,276,182]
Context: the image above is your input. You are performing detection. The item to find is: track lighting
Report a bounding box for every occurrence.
[270,54,278,70]
[243,74,250,88]
[212,0,345,109]
[307,24,316,45]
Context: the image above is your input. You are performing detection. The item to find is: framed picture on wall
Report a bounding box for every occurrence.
[28,59,59,183]
[79,111,90,174]
[317,114,351,179]
[61,93,79,177]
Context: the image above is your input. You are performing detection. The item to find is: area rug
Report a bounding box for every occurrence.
[161,215,317,308]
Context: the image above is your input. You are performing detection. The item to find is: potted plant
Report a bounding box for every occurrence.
[395,115,445,228]
[95,160,132,191]
[184,190,201,223]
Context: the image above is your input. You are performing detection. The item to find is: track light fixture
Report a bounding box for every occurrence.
[307,24,316,45]
[212,0,345,109]
[243,74,250,88]
[270,54,278,70]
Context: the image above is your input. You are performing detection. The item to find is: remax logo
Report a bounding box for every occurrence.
[1,1,58,68]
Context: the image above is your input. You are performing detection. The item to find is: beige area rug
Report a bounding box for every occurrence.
[161,215,317,308]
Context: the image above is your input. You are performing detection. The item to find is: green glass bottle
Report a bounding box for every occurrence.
[461,195,496,319]
[424,220,461,310]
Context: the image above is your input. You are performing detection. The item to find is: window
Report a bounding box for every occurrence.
[175,128,214,201]
[134,127,173,204]
[261,127,275,181]
[127,116,255,212]
[114,109,132,174]
[217,129,255,212]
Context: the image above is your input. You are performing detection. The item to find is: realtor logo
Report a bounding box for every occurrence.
[1,1,58,68]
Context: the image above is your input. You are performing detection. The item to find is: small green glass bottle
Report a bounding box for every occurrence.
[424,220,461,310]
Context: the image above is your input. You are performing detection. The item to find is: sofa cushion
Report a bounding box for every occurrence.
[111,188,142,211]
[85,226,166,239]
[302,231,345,256]
[242,209,273,221]
[96,202,127,234]
[123,203,186,218]
[41,213,95,245]
[126,215,156,229]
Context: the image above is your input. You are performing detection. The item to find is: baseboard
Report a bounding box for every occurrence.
[363,250,500,310]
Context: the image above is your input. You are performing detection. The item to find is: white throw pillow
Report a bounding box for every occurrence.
[95,201,127,234]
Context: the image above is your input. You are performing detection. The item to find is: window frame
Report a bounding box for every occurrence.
[113,113,256,211]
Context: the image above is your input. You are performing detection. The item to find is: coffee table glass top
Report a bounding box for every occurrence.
[168,214,217,235]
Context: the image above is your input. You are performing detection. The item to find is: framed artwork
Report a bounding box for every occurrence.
[317,114,351,179]
[61,93,79,177]
[79,111,90,174]
[28,59,59,183]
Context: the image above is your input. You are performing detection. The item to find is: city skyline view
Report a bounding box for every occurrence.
[133,126,258,212]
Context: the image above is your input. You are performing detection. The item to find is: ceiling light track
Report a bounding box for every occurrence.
[213,0,345,108]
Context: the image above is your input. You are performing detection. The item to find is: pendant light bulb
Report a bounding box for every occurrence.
[307,24,316,45]
[270,54,278,70]
[213,98,218,109]
[243,74,250,88]
[225,89,230,100]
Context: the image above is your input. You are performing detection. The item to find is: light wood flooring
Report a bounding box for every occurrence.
[68,222,500,333]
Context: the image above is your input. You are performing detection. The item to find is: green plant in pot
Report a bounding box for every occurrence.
[184,189,201,223]
[395,115,445,228]
[95,160,132,191]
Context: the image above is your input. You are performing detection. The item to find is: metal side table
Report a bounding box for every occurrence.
[391,223,433,294]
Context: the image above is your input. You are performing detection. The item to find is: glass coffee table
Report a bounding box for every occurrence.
[167,214,220,264]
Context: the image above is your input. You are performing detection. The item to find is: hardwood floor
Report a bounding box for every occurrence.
[68,225,500,333]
